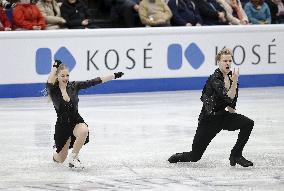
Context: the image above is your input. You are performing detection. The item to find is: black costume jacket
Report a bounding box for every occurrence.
[198,68,238,122]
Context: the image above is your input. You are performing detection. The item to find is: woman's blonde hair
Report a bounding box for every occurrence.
[215,48,233,63]
[53,64,69,85]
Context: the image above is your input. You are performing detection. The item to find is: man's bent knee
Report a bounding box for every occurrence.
[246,119,254,130]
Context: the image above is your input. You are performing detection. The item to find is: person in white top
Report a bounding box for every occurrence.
[217,0,249,24]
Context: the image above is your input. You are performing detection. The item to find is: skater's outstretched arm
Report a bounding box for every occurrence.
[75,72,124,90]
[101,72,124,83]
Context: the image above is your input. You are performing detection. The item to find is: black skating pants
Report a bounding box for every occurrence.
[188,112,254,162]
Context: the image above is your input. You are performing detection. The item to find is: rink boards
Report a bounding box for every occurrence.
[0,25,284,98]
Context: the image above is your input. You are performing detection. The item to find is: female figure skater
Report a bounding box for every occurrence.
[46,60,124,169]
[168,48,254,167]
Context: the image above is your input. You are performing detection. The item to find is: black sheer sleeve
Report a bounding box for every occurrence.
[46,82,56,94]
[75,77,102,90]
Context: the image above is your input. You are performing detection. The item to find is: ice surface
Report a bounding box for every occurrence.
[0,87,283,191]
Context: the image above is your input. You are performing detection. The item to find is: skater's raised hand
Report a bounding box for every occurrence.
[48,60,63,84]
[231,68,239,85]
[114,72,124,79]
[53,60,62,68]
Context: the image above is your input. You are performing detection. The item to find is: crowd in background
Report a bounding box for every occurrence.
[0,0,283,31]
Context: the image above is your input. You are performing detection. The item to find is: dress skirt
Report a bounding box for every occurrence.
[54,112,89,153]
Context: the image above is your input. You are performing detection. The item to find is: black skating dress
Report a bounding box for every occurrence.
[46,78,102,153]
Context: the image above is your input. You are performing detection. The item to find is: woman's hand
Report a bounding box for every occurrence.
[53,60,62,68]
[114,72,124,79]
[48,60,61,84]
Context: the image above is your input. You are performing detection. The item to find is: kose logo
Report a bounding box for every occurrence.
[167,43,205,70]
[35,47,76,75]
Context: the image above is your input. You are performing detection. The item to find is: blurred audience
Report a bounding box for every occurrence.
[217,0,249,24]
[240,0,250,6]
[0,0,12,30]
[1,0,16,8]
[193,0,228,25]
[36,0,66,29]
[1,0,282,31]
[60,0,97,29]
[265,0,284,23]
[244,0,271,24]
[167,0,203,26]
[138,0,172,27]
[105,0,142,27]
[13,0,46,30]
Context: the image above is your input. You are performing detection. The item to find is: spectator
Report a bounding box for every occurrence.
[36,0,66,29]
[0,0,12,30]
[244,0,271,24]
[138,0,172,27]
[105,0,142,27]
[217,0,249,24]
[1,0,15,8]
[13,0,46,30]
[57,0,88,6]
[167,0,203,26]
[60,0,97,29]
[265,0,284,23]
[240,0,250,6]
[193,0,228,25]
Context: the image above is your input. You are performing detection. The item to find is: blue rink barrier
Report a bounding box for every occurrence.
[0,74,283,98]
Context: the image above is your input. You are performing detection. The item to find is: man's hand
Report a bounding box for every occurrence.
[227,106,236,113]
[231,68,239,86]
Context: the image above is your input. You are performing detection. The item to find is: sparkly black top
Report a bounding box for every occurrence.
[198,68,238,122]
[46,78,102,117]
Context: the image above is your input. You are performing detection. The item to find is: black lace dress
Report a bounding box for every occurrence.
[46,78,102,153]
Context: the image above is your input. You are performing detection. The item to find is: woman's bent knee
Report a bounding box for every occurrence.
[74,123,89,138]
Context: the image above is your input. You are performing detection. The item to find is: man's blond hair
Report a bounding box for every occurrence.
[216,48,233,62]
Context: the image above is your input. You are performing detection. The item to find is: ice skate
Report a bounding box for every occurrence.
[68,152,85,169]
[168,152,191,163]
[229,156,253,167]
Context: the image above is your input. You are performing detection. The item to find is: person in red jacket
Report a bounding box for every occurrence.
[0,2,12,31]
[13,0,46,30]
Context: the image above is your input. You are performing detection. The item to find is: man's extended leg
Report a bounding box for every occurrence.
[168,121,221,163]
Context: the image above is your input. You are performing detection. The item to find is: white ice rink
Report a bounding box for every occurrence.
[0,87,283,191]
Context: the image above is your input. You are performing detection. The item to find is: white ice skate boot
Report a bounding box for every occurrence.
[68,152,85,169]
